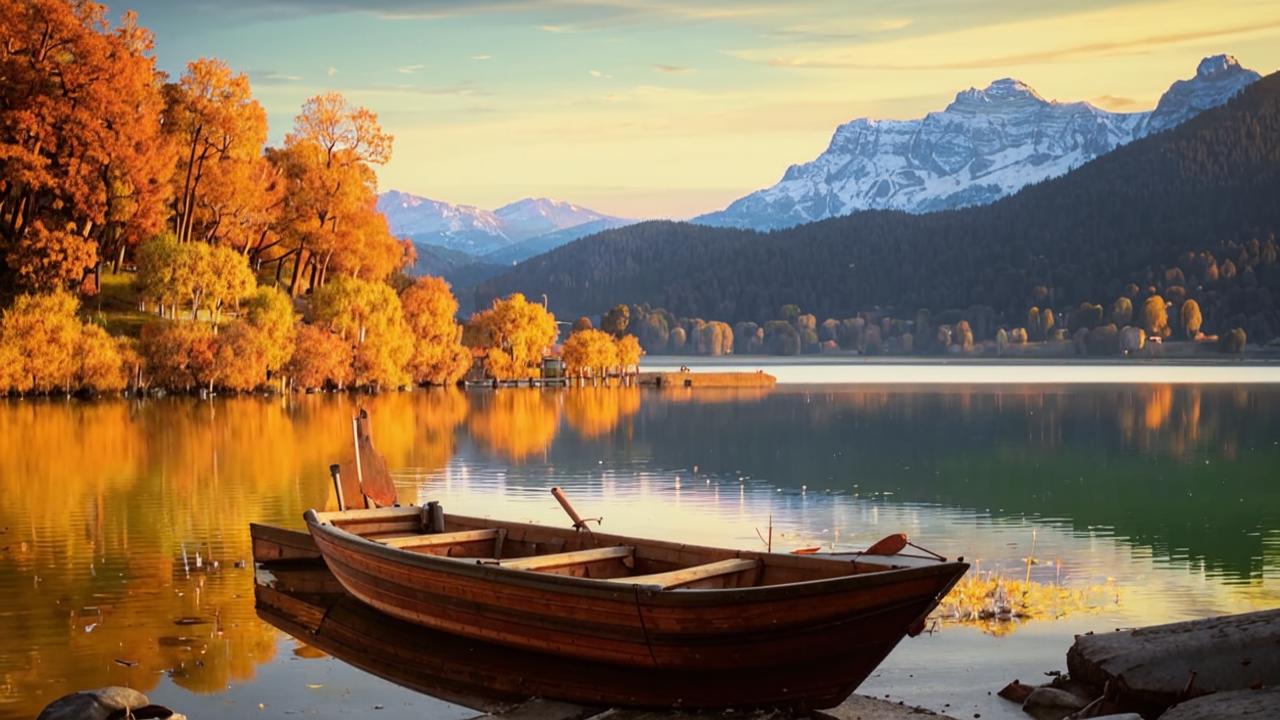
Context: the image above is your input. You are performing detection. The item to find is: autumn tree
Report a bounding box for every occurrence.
[0,292,82,392]
[140,321,219,391]
[136,235,256,320]
[163,58,269,245]
[616,334,643,369]
[287,324,354,390]
[572,316,594,334]
[1112,297,1134,326]
[466,293,558,381]
[1142,295,1170,337]
[311,276,412,388]
[1180,299,1203,339]
[401,276,470,386]
[0,1,171,291]
[561,329,620,377]
[1219,327,1247,354]
[272,93,398,295]
[244,286,297,377]
[602,304,630,338]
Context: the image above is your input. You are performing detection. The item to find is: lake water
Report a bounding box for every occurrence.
[1,377,1277,719]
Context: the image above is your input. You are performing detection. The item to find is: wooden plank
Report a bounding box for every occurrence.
[380,529,499,549]
[604,558,760,590]
[500,545,633,571]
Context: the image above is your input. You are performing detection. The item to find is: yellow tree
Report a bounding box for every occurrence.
[311,276,412,388]
[561,329,620,377]
[163,58,268,245]
[273,93,394,295]
[467,293,558,381]
[0,291,83,393]
[75,324,128,393]
[203,244,258,323]
[1180,299,1203,339]
[1142,295,1170,337]
[244,287,297,376]
[616,334,643,370]
[400,276,471,386]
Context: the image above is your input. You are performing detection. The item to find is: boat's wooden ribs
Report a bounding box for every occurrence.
[498,545,634,571]
[604,558,760,590]
[379,529,499,549]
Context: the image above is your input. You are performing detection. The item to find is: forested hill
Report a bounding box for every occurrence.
[476,71,1280,327]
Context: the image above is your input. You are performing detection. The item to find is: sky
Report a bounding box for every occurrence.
[122,0,1280,219]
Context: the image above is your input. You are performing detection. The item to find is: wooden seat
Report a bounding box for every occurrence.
[498,545,634,571]
[379,528,499,549]
[606,558,760,590]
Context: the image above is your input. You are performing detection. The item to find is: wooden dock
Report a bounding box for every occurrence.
[638,371,777,389]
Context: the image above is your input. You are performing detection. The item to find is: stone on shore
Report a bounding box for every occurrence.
[1022,687,1089,720]
[1065,608,1280,714]
[1158,686,1280,719]
[37,687,184,720]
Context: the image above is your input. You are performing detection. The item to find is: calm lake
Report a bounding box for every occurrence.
[1,378,1277,719]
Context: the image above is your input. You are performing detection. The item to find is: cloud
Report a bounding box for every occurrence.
[397,63,426,74]
[589,69,613,79]
[358,81,491,97]
[471,54,492,61]
[1092,94,1149,111]
[249,70,303,84]
[327,66,338,76]
[653,64,693,73]
[743,16,1280,70]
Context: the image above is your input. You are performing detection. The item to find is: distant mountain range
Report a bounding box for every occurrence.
[694,55,1260,230]
[376,192,633,258]
[477,70,1280,338]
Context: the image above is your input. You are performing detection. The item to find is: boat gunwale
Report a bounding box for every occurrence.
[304,509,969,606]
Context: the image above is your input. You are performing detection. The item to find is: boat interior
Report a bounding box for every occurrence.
[312,505,946,591]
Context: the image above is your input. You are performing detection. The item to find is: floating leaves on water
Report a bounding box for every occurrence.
[932,570,1119,637]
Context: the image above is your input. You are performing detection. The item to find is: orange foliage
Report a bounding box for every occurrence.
[287,323,355,391]
[273,93,399,295]
[0,1,171,290]
[561,328,620,376]
[140,321,219,391]
[163,58,270,246]
[311,276,412,388]
[401,276,470,386]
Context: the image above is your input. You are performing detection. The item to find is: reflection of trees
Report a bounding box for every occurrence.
[467,390,561,462]
[0,391,471,716]
[564,387,641,438]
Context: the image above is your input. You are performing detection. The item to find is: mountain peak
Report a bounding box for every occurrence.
[947,77,1047,112]
[1197,53,1242,78]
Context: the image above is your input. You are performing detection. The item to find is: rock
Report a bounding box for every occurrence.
[1066,608,1280,715]
[1022,687,1089,720]
[1158,686,1280,719]
[1086,715,1142,720]
[998,681,1037,704]
[35,687,186,720]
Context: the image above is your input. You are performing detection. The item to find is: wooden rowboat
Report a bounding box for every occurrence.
[303,504,968,679]
[254,556,909,710]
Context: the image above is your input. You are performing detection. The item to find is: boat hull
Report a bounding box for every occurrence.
[305,511,966,675]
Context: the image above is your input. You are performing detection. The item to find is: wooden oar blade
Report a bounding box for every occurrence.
[344,408,398,508]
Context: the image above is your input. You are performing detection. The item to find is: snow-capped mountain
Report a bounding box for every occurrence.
[695,55,1261,231]
[377,191,507,254]
[377,192,628,255]
[1143,55,1261,134]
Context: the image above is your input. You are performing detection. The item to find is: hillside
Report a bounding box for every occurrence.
[477,71,1280,341]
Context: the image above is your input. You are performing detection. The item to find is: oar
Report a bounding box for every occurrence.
[550,487,602,534]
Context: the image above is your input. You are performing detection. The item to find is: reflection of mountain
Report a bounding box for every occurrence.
[597,386,1279,583]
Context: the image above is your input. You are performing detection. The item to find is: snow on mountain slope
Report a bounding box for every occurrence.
[377,191,509,254]
[377,192,627,255]
[695,55,1260,231]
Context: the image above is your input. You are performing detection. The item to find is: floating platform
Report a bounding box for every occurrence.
[638,371,777,389]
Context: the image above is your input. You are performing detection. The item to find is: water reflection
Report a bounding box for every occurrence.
[0,384,1276,718]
